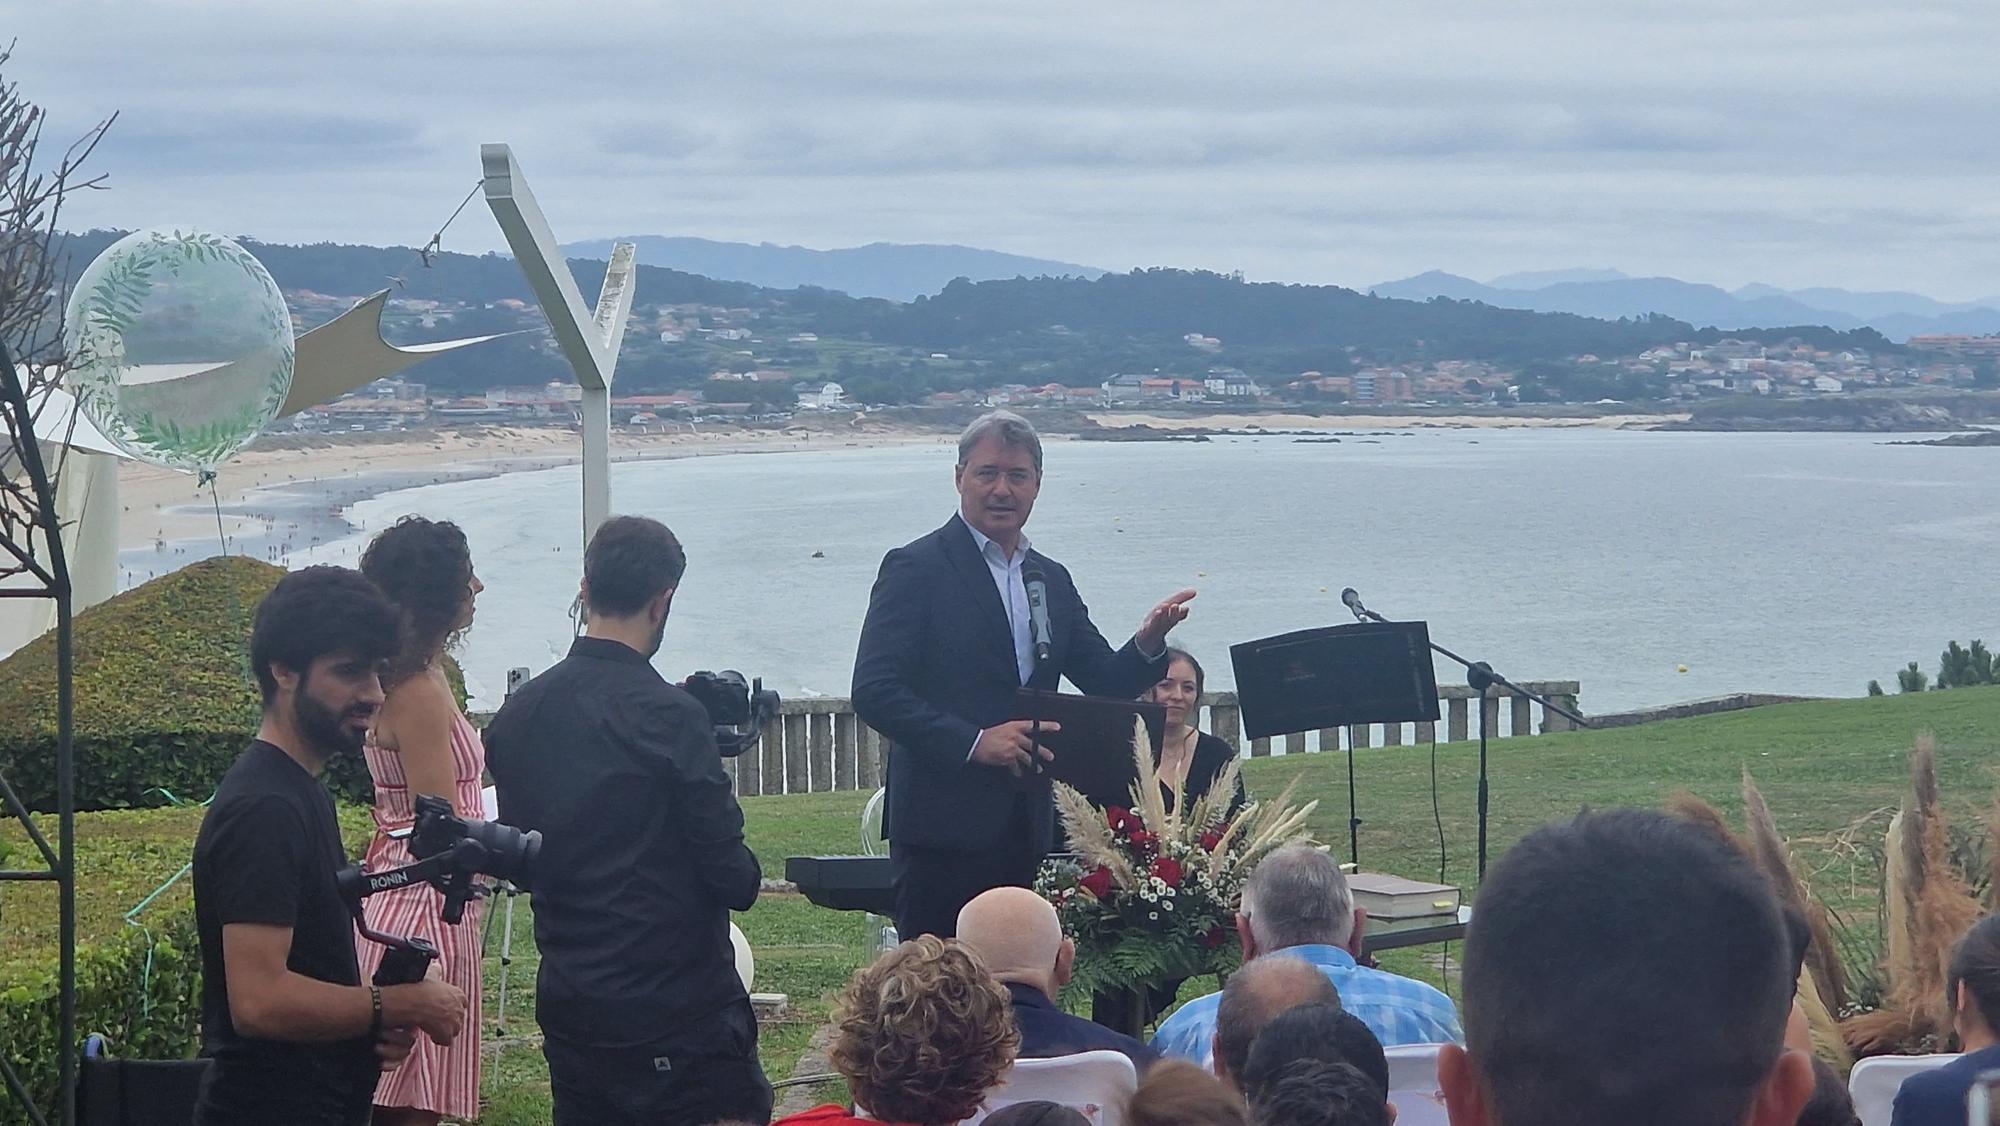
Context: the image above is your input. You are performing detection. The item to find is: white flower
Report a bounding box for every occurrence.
[1148,911,1159,921]
[1163,901,1175,911]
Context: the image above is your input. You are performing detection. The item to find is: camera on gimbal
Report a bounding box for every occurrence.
[338,795,541,985]
[681,669,781,758]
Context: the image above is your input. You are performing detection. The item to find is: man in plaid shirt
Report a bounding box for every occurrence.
[1151,845,1462,1066]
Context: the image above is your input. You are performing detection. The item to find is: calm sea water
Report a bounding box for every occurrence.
[284,430,1999,714]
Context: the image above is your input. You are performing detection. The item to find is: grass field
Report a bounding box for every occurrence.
[7,684,2000,1121]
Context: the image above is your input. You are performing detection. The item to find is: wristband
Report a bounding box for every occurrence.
[368,985,384,1035]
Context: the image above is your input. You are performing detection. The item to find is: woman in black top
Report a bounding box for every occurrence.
[1147,647,1245,814]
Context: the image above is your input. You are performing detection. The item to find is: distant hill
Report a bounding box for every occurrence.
[558,235,1105,301]
[1370,270,2000,341]
[1489,267,1628,289]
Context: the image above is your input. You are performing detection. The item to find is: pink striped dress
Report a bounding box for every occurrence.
[355,709,486,1118]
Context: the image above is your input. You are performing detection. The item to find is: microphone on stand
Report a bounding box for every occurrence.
[1024,563,1053,663]
[1341,587,1369,623]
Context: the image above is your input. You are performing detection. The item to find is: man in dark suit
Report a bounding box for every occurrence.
[958,887,1157,1073]
[853,410,1195,940]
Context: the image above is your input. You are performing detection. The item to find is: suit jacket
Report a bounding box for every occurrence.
[853,514,1167,852]
[1890,1043,2000,1126]
[1006,982,1159,1073]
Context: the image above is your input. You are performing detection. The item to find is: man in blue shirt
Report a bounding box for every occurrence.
[1152,845,1461,1067]
[957,887,1157,1074]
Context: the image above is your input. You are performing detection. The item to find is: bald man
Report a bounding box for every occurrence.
[957,888,1159,1073]
[1212,955,1344,1092]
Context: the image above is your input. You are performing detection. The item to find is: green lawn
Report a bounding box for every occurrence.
[7,684,2000,1121]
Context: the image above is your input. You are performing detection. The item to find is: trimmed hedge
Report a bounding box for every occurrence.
[1,804,375,1126]
[1,910,202,1126]
[0,556,466,812]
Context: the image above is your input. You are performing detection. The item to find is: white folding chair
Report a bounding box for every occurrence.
[1383,1043,1451,1126]
[963,1050,1140,1126]
[1849,1053,1956,1126]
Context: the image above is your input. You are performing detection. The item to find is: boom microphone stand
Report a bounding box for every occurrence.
[1342,590,1590,880]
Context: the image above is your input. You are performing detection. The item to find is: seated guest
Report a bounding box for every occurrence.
[1147,648,1246,812]
[982,1102,1092,1126]
[1239,1003,1391,1114]
[1891,913,2000,1126]
[1436,808,1814,1126]
[1248,1061,1392,1126]
[774,936,1018,1126]
[1798,1057,1860,1126]
[957,887,1159,1072]
[1127,1060,1248,1126]
[1154,845,1461,1066]
[1212,956,1342,1093]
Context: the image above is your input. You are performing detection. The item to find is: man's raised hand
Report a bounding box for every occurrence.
[1136,588,1197,654]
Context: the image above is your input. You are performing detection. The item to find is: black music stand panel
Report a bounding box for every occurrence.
[1230,621,1440,740]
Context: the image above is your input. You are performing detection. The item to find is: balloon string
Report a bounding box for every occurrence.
[200,469,228,555]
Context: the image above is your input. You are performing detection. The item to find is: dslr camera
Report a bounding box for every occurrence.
[681,669,781,758]
[339,795,541,984]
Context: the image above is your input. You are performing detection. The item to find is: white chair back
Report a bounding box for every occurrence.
[963,1050,1139,1126]
[1383,1043,1450,1126]
[1850,1053,1956,1126]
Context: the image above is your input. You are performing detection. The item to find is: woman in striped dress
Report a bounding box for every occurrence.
[358,516,488,1124]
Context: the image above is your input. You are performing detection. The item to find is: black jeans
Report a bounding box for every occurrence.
[543,999,773,1126]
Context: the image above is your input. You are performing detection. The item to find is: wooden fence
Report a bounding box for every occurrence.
[722,681,1582,797]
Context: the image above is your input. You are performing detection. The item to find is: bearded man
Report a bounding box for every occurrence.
[192,566,466,1125]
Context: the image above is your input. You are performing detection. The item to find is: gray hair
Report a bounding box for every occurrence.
[1241,845,1356,950]
[957,410,1043,473]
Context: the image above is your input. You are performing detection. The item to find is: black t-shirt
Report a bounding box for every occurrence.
[191,740,375,1126]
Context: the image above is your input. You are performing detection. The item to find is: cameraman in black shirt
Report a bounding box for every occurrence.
[192,566,466,1126]
[487,515,770,1126]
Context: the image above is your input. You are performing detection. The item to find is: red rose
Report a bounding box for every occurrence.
[1106,807,1135,835]
[1202,925,1229,949]
[1079,866,1115,899]
[1200,829,1224,852]
[1128,829,1158,854]
[1152,856,1184,887]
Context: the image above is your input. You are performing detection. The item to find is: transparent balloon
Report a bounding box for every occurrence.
[62,228,294,474]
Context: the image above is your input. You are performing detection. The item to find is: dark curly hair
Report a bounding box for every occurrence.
[249,566,400,704]
[829,935,1018,1124]
[359,516,475,686]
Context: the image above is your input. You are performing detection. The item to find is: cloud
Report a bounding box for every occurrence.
[5,0,2000,297]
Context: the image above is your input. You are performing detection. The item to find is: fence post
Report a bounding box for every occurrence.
[737,729,761,796]
[1348,723,1372,750]
[758,715,783,797]
[1447,698,1469,743]
[784,713,809,795]
[1250,736,1271,758]
[1383,721,1404,747]
[809,712,834,793]
[834,712,858,791]
[1283,732,1306,756]
[860,725,884,790]
[1316,727,1340,756]
[1210,699,1242,755]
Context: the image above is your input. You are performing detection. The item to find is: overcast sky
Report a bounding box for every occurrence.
[9,1,2000,298]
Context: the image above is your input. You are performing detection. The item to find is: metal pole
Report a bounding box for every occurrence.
[0,339,75,1126]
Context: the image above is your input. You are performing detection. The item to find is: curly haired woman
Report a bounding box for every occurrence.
[777,935,1020,1126]
[355,516,487,1125]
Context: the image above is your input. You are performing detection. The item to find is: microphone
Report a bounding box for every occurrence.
[1023,563,1053,663]
[1341,587,1368,622]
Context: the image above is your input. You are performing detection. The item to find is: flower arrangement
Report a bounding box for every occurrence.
[1035,718,1319,1001]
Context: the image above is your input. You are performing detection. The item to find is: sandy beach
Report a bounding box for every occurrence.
[118,420,950,578]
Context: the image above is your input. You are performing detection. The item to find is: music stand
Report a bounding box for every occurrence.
[1230,621,1441,864]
